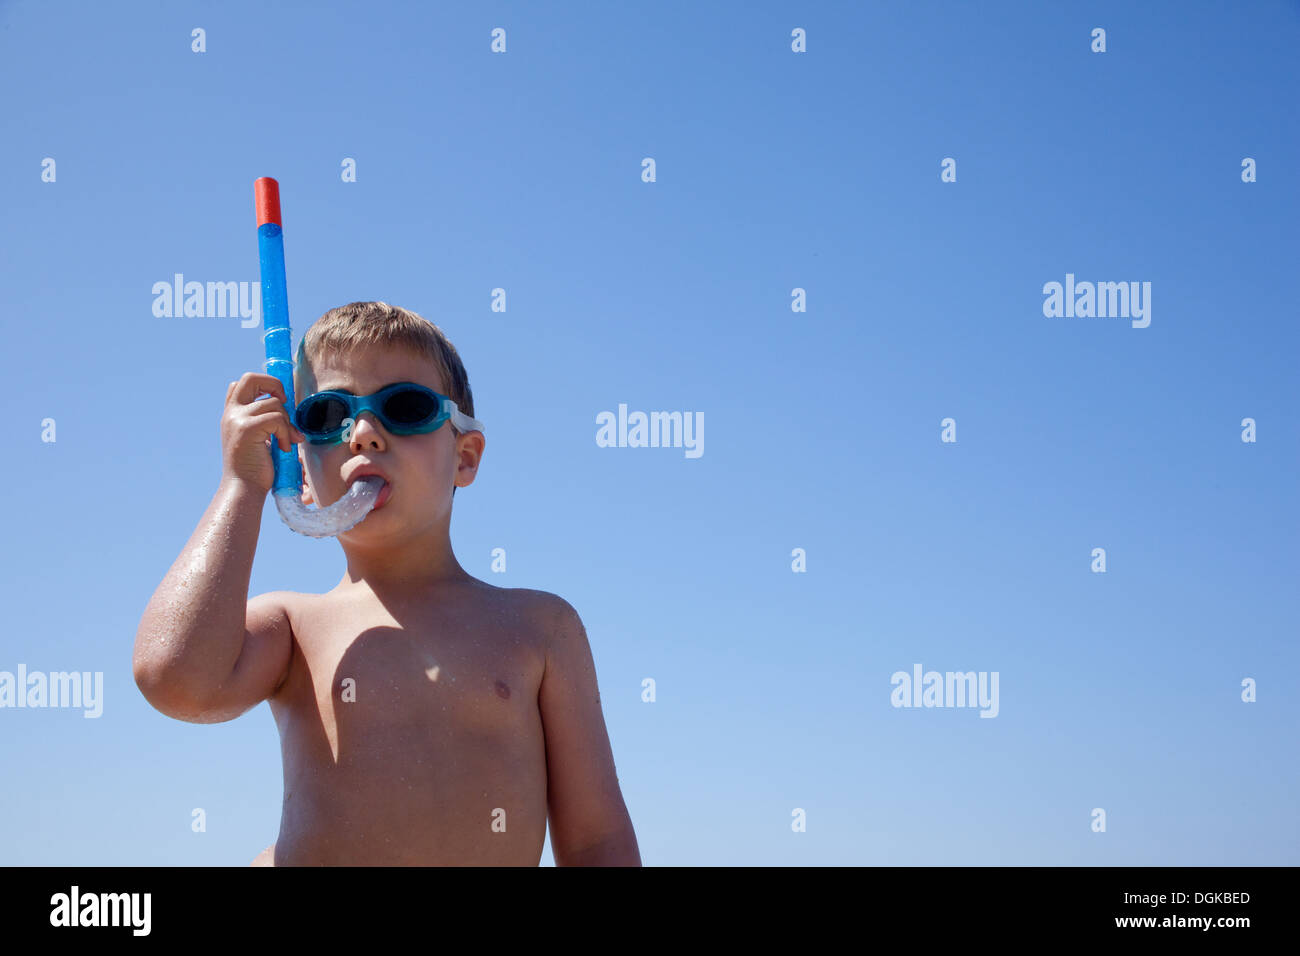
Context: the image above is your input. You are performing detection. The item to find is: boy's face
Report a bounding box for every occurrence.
[294,343,483,537]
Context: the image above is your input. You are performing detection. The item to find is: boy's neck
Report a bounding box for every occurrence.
[335,525,473,598]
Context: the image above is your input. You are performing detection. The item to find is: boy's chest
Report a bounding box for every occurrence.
[279,589,547,742]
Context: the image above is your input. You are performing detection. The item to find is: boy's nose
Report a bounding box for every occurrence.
[348,412,388,451]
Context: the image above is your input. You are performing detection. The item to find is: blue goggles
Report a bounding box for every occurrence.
[293,382,484,445]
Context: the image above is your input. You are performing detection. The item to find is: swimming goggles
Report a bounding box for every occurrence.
[293,381,484,444]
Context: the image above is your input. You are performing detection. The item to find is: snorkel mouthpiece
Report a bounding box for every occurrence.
[255,176,381,537]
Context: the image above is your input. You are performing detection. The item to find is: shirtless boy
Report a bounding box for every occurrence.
[133,301,640,866]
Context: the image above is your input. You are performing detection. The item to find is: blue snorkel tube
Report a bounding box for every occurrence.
[255,177,382,537]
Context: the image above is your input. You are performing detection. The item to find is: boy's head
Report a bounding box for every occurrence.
[291,301,483,531]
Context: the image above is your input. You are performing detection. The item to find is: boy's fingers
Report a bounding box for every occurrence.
[277,407,306,444]
[253,410,305,451]
[230,372,288,406]
[280,420,307,451]
[245,410,292,449]
[265,435,287,453]
[242,395,288,420]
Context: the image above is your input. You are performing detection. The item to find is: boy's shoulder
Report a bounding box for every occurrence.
[474,583,581,629]
[462,584,587,654]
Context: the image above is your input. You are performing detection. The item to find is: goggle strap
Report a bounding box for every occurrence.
[449,403,484,433]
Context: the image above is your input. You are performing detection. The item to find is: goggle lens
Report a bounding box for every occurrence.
[300,396,350,433]
[383,388,439,426]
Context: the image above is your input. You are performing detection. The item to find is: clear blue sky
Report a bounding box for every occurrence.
[1,0,1296,865]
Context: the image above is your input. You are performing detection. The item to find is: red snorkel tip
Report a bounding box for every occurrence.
[255,177,282,226]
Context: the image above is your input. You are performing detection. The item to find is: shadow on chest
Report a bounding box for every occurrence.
[314,620,529,722]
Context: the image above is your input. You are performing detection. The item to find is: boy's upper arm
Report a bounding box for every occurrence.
[194,590,295,723]
[536,595,633,861]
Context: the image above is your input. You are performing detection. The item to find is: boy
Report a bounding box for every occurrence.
[133,301,640,866]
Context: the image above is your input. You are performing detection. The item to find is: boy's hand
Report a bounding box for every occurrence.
[221,372,307,493]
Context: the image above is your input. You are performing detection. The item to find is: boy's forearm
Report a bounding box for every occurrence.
[555,827,642,867]
[133,476,265,709]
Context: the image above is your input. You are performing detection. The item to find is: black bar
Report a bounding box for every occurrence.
[1,866,1286,941]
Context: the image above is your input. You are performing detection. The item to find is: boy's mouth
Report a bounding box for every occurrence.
[344,469,391,512]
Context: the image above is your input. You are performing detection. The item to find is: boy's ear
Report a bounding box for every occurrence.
[298,448,315,505]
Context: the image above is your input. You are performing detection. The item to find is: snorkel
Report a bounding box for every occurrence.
[254,177,383,537]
